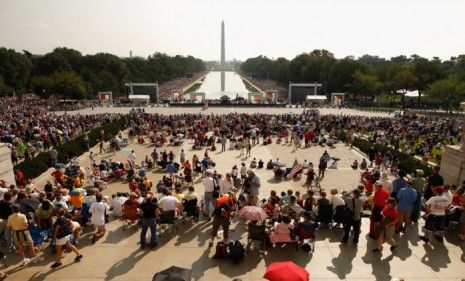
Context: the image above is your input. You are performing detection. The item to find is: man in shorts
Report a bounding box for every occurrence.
[7,204,41,265]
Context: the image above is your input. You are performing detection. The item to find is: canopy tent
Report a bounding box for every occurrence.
[128,95,150,106]
[396,89,419,97]
[306,95,327,103]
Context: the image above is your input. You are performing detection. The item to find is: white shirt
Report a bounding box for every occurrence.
[231,168,238,177]
[159,196,180,212]
[202,176,215,192]
[128,153,136,162]
[240,166,247,176]
[329,194,345,210]
[0,187,8,201]
[380,178,392,193]
[443,191,452,205]
[220,179,234,195]
[89,202,109,226]
[111,196,128,217]
[426,195,449,216]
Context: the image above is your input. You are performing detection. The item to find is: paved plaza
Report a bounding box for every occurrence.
[4,113,465,280]
[55,105,392,118]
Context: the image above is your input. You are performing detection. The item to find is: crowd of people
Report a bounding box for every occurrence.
[158,71,209,101]
[0,104,463,278]
[0,94,123,164]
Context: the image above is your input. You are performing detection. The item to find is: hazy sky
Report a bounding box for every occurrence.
[1,0,464,61]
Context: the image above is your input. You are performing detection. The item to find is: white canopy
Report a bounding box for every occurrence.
[306,95,327,101]
[128,95,150,100]
[396,89,419,97]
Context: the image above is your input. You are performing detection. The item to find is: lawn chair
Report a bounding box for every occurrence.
[247,223,267,252]
[182,199,199,223]
[158,210,178,235]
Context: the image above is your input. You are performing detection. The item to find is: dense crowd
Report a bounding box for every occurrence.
[158,71,209,101]
[0,94,122,164]
[0,104,463,278]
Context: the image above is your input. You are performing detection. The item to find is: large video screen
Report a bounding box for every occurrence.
[132,85,158,103]
[290,85,313,104]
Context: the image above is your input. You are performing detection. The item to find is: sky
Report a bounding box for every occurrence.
[1,0,464,61]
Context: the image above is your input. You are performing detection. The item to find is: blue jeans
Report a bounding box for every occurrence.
[204,192,215,217]
[140,218,157,246]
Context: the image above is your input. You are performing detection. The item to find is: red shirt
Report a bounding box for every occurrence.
[373,189,389,207]
[382,205,398,221]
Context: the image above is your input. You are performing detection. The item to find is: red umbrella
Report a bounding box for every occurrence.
[264,261,309,281]
[238,206,268,221]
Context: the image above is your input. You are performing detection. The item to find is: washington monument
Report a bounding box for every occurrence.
[221,20,225,67]
[220,20,225,91]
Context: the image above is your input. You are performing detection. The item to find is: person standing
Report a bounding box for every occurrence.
[420,186,449,243]
[0,192,14,252]
[341,189,365,245]
[128,150,136,169]
[396,178,417,233]
[138,193,160,249]
[370,182,389,238]
[220,173,234,195]
[247,170,261,206]
[50,208,82,268]
[411,169,426,222]
[180,149,186,165]
[208,194,234,247]
[425,166,444,201]
[202,169,216,220]
[391,170,406,199]
[372,198,399,252]
[89,193,109,244]
[49,147,58,167]
[7,204,39,265]
[221,135,227,152]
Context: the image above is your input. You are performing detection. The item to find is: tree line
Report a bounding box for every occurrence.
[240,50,465,108]
[0,47,205,99]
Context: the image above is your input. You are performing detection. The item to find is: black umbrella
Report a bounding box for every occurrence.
[153,266,192,281]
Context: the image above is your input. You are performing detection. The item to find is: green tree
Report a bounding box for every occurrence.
[0,76,12,96]
[0,48,32,93]
[328,57,366,97]
[352,70,383,100]
[412,57,446,103]
[425,77,465,109]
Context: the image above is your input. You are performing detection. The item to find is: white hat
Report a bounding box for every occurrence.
[205,169,213,174]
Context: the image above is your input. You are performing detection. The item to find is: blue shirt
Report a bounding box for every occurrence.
[166,163,175,174]
[391,177,406,194]
[396,187,417,212]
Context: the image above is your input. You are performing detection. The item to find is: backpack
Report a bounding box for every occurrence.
[214,241,229,259]
[213,203,230,218]
[229,241,245,264]
[56,217,73,239]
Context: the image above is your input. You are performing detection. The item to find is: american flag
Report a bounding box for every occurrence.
[287,164,303,179]
[201,100,208,111]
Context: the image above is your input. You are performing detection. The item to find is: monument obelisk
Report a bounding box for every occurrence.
[221,20,225,92]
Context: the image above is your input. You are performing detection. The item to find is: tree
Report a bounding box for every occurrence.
[392,65,418,102]
[412,57,446,103]
[0,76,12,96]
[0,48,32,93]
[32,71,88,99]
[328,57,366,97]
[425,77,465,109]
[352,70,383,100]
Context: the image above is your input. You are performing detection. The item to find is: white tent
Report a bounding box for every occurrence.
[129,95,150,105]
[396,89,419,97]
[306,95,327,101]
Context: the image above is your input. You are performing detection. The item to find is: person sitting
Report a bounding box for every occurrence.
[35,200,54,230]
[281,196,305,220]
[269,215,297,245]
[258,159,264,169]
[266,159,274,170]
[359,158,368,170]
[351,159,359,170]
[261,197,280,220]
[250,158,257,169]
